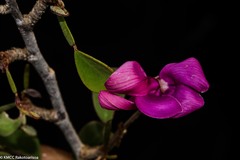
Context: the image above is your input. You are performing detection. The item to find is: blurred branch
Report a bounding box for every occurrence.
[0,4,10,14]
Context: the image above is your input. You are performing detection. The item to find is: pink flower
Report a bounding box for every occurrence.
[98,57,210,119]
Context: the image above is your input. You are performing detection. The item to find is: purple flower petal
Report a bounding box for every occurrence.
[98,90,136,110]
[159,57,209,93]
[135,94,182,119]
[105,61,151,96]
[170,85,205,118]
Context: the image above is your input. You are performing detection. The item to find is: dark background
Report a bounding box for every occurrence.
[0,0,236,160]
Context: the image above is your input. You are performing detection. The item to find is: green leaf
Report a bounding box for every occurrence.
[21,125,37,137]
[57,16,75,46]
[92,92,114,123]
[74,50,113,92]
[79,121,104,146]
[0,103,15,112]
[6,68,17,94]
[0,128,40,157]
[0,112,23,137]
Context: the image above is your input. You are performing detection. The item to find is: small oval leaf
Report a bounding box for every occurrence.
[0,102,15,112]
[74,50,113,92]
[0,112,23,137]
[21,125,37,137]
[6,68,17,94]
[57,16,75,46]
[92,92,114,123]
[79,121,104,146]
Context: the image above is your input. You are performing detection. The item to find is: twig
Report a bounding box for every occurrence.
[0,4,10,14]
[76,111,142,160]
[0,48,29,71]
[15,93,60,122]
[106,111,142,154]
[4,0,83,159]
[23,0,50,29]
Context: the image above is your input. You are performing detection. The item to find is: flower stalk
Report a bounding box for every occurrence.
[107,111,141,151]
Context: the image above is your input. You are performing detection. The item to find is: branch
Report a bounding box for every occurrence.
[23,0,50,29]
[5,0,83,159]
[0,48,29,71]
[15,91,61,122]
[23,0,68,29]
[0,4,10,14]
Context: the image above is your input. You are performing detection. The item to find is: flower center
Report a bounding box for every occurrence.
[154,76,169,94]
[159,79,169,93]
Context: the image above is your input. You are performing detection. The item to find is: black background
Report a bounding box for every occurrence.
[0,0,236,160]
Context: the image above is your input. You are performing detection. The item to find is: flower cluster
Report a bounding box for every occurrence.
[98,57,209,119]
